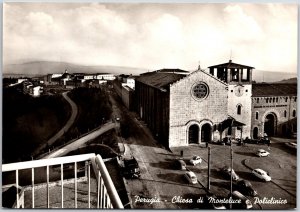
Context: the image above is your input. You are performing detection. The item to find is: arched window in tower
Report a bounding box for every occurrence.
[293,110,296,117]
[255,112,259,120]
[284,110,287,118]
[237,104,242,115]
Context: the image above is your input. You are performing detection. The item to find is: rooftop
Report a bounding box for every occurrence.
[252,83,297,97]
[208,60,254,69]
[136,69,187,90]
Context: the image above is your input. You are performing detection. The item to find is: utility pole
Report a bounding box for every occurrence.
[207,146,211,191]
[230,148,233,209]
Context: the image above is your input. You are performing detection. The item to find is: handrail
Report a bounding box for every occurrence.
[2,153,124,209]
[2,153,96,172]
[94,155,124,209]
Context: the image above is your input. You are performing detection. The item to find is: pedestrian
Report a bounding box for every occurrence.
[267,140,271,150]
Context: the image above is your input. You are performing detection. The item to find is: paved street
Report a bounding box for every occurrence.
[171,138,297,209]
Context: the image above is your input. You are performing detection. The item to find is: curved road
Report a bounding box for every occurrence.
[34,92,78,156]
[44,121,117,159]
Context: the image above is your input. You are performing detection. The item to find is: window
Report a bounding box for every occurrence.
[285,97,288,102]
[276,97,278,103]
[293,110,296,117]
[257,98,259,103]
[192,82,209,100]
[284,110,287,118]
[295,97,297,102]
[255,112,259,120]
[266,98,268,103]
[273,97,275,103]
[237,105,242,115]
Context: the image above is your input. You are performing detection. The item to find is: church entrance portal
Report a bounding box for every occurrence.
[264,113,276,136]
[201,123,212,143]
[188,125,199,144]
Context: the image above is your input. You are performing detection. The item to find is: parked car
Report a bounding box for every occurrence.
[256,149,270,157]
[235,179,257,196]
[184,171,198,184]
[230,190,253,209]
[175,158,187,170]
[258,133,270,145]
[189,155,202,165]
[252,168,271,182]
[285,142,297,149]
[244,138,259,144]
[204,193,226,209]
[221,166,239,181]
[123,157,141,179]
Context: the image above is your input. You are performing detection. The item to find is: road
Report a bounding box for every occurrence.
[33,92,78,156]
[109,89,207,209]
[43,121,117,159]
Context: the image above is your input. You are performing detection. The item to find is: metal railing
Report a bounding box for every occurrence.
[2,153,123,209]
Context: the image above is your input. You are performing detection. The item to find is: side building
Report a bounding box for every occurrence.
[251,83,297,138]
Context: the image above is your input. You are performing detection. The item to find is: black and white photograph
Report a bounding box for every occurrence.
[2,2,298,209]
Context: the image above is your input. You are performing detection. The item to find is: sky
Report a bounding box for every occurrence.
[3,3,298,73]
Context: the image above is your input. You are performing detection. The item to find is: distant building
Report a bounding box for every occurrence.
[96,73,115,81]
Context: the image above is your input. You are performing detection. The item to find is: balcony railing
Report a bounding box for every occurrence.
[2,153,124,209]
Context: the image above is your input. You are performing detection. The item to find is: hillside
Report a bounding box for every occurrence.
[274,77,297,84]
[3,61,148,76]
[3,61,297,83]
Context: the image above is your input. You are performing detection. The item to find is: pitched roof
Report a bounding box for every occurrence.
[136,70,187,90]
[208,60,254,69]
[252,83,297,97]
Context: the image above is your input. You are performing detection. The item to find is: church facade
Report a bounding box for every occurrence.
[134,60,297,148]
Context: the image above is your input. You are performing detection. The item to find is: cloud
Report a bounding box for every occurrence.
[3,3,298,73]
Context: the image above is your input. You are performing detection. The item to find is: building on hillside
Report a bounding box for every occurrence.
[134,61,297,148]
[96,73,115,81]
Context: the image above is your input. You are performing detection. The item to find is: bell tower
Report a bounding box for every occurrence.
[208,60,255,139]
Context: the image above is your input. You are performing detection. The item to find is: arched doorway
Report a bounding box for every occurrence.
[264,113,276,136]
[188,124,199,144]
[201,123,212,143]
[253,127,258,139]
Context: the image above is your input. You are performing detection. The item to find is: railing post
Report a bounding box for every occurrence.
[32,168,35,208]
[88,162,91,208]
[61,164,64,208]
[47,165,49,208]
[97,171,100,208]
[16,169,19,208]
[74,162,77,208]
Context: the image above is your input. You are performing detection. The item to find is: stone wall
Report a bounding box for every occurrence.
[169,70,228,147]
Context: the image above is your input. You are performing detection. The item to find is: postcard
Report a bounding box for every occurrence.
[2,2,297,210]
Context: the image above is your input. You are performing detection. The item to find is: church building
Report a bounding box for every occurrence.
[134,60,296,148]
